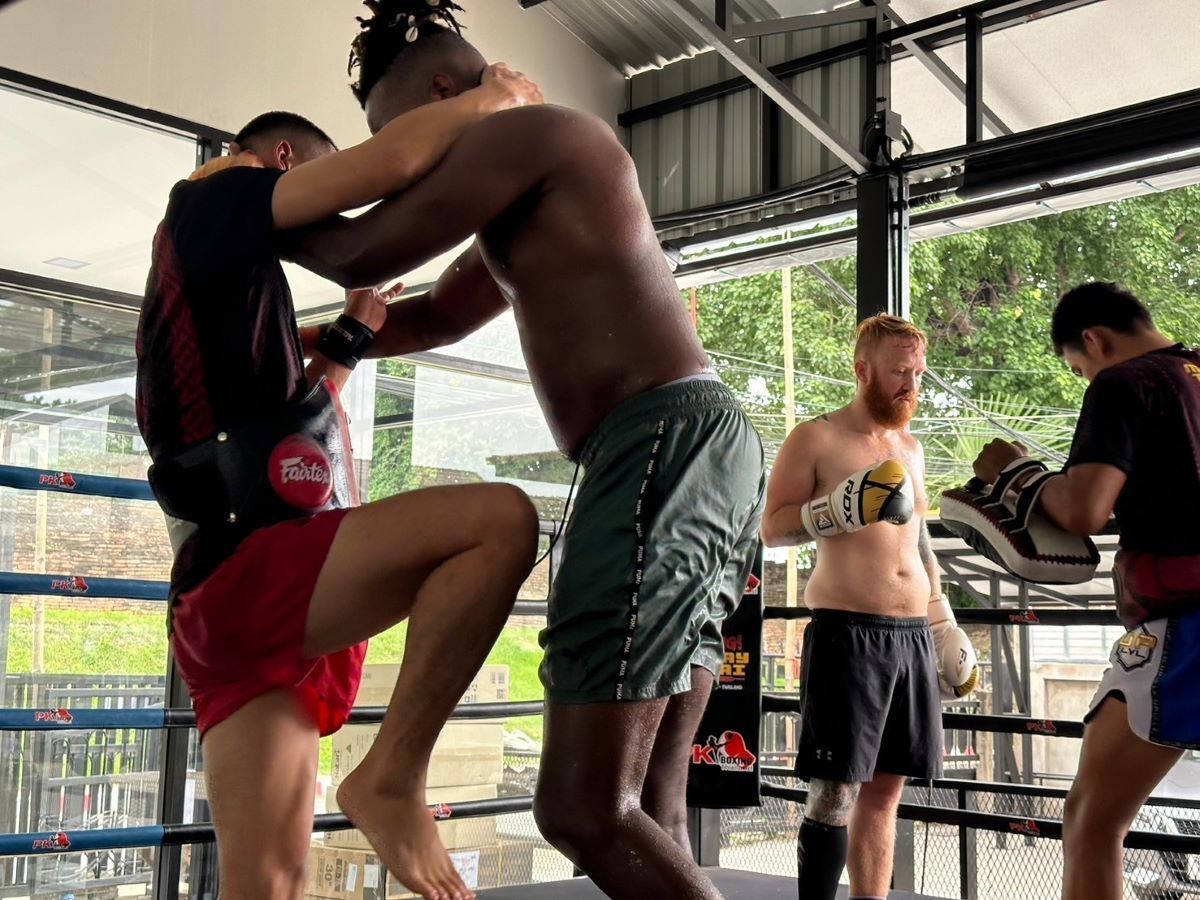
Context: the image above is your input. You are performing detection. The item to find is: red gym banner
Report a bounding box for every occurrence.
[686,544,764,809]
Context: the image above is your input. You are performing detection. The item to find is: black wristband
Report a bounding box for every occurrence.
[316,314,375,370]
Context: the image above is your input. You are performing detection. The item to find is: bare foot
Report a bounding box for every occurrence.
[336,765,474,900]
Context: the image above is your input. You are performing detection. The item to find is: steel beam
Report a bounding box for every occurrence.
[870,0,1012,137]
[855,171,909,318]
[619,0,1102,127]
[731,6,877,38]
[656,0,870,174]
[965,11,984,143]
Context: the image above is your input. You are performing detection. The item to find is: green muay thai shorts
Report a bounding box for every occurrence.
[539,376,766,703]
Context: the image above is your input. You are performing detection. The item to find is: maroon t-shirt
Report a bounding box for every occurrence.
[136,167,306,590]
[1065,344,1200,555]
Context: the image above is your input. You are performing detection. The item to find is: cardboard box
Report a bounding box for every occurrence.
[355,664,509,708]
[330,722,505,790]
[306,845,386,900]
[386,840,536,898]
[326,784,499,852]
[386,845,489,899]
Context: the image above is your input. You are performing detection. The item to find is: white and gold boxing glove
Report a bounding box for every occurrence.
[929,596,980,700]
[800,459,914,539]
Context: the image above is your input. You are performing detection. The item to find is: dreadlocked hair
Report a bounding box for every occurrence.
[349,0,467,107]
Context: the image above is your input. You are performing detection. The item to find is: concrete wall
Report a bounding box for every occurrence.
[0,0,625,147]
[1030,662,1107,781]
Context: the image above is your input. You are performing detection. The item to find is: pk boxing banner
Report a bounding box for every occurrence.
[687,543,764,809]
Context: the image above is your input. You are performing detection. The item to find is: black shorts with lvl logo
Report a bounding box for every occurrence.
[538,378,766,704]
[794,609,944,783]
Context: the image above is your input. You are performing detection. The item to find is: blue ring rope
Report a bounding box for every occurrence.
[0,825,166,856]
[0,464,155,501]
[0,798,535,857]
[0,574,553,613]
[0,707,170,730]
[0,571,168,600]
[0,700,547,732]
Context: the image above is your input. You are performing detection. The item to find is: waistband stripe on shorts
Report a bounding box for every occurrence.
[580,379,741,467]
[811,608,930,629]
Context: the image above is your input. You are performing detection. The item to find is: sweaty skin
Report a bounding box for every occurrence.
[763,332,936,618]
[801,414,931,617]
[288,105,711,457]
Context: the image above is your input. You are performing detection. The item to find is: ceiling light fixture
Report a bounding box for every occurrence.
[43,257,91,270]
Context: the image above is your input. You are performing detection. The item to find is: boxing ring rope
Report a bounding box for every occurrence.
[0,464,155,501]
[0,797,537,858]
[762,695,1087,738]
[0,462,554,868]
[759,782,1200,854]
[0,700,547,731]
[0,569,549,619]
[760,766,1200,812]
[764,605,1122,627]
[0,463,554,615]
[6,459,1200,886]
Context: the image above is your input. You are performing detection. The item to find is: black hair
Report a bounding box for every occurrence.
[232,111,337,153]
[348,0,470,108]
[1052,282,1154,354]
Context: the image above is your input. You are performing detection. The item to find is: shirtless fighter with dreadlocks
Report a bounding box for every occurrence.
[284,2,767,898]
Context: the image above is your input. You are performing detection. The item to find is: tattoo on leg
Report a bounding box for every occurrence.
[805,779,861,827]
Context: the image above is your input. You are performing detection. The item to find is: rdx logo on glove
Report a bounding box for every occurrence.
[841,482,856,526]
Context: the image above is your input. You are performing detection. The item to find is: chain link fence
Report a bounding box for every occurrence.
[719,775,1200,899]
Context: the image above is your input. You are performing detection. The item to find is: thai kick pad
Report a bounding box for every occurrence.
[940,459,1099,584]
[148,377,359,538]
[687,544,764,809]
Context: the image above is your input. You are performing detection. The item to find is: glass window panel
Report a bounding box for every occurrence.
[0,86,198,296]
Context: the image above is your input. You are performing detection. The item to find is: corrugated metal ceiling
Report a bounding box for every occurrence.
[530,0,859,75]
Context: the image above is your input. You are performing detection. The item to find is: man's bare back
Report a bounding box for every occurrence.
[298,105,711,456]
[800,409,931,617]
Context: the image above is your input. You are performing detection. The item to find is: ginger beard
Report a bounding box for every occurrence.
[864,371,919,428]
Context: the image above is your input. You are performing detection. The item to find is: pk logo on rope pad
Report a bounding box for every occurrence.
[31,832,71,851]
[33,708,74,725]
[38,472,76,490]
[1009,819,1041,837]
[49,576,88,593]
[691,731,757,772]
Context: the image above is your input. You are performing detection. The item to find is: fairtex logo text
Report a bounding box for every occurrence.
[278,457,332,486]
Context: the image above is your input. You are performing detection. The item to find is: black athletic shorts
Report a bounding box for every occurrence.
[794,609,943,783]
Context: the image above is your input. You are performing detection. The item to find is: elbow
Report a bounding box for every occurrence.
[331,245,395,291]
[759,513,785,549]
[386,151,421,197]
[1062,505,1109,537]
